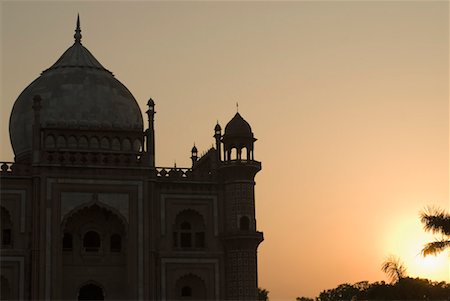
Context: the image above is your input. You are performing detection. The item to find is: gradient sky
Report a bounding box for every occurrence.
[1,1,449,299]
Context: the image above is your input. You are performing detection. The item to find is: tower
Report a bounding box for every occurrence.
[219,112,263,300]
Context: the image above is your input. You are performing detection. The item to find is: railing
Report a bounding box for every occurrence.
[156,167,192,178]
[0,162,31,175]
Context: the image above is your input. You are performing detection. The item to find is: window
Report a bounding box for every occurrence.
[83,231,101,252]
[181,286,192,297]
[173,210,206,250]
[110,234,121,252]
[63,233,73,250]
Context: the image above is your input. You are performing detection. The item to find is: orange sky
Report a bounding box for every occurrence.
[1,1,448,299]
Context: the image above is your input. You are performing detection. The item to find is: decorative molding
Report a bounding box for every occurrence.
[160,194,218,236]
[1,256,25,300]
[2,190,26,232]
[160,258,219,301]
[46,178,144,300]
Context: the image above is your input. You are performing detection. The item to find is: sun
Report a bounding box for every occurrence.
[384,216,449,282]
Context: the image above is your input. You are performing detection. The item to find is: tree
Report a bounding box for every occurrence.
[381,255,407,284]
[258,287,269,301]
[420,206,450,256]
[296,297,314,301]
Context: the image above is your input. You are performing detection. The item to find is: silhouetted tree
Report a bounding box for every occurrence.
[420,206,450,256]
[316,278,450,301]
[258,287,269,301]
[296,297,314,301]
[381,255,407,283]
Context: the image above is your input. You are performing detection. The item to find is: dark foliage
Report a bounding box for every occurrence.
[317,277,450,301]
[258,287,269,301]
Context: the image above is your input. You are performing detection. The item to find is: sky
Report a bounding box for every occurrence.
[1,1,449,299]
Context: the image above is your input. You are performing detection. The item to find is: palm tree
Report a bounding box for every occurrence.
[381,255,407,283]
[420,206,450,256]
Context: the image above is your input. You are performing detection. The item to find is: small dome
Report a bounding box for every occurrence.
[223,113,253,139]
[191,145,198,153]
[214,123,222,131]
[9,17,143,160]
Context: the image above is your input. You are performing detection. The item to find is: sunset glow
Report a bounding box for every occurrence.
[1,1,448,299]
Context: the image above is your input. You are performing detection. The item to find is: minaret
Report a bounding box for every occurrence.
[146,98,156,167]
[190,144,198,167]
[219,112,263,300]
[214,122,222,162]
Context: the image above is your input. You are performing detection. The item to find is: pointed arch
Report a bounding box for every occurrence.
[175,273,207,300]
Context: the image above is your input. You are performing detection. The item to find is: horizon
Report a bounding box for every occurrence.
[1,1,448,299]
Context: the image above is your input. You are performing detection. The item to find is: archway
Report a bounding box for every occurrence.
[78,283,104,300]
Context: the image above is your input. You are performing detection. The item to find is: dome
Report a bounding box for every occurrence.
[223,113,253,139]
[9,17,143,160]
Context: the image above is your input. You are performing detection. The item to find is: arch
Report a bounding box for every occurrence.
[1,276,11,300]
[78,282,105,300]
[175,273,207,300]
[241,147,248,160]
[111,138,121,151]
[173,209,206,249]
[83,231,101,252]
[56,135,66,148]
[230,147,238,160]
[44,135,56,148]
[239,216,250,231]
[90,136,100,149]
[1,206,13,248]
[181,286,192,297]
[61,201,128,232]
[79,136,88,149]
[122,138,132,151]
[110,234,121,252]
[100,137,110,149]
[133,139,142,152]
[68,136,77,148]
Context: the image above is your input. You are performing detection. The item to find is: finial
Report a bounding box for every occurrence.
[236,102,239,112]
[74,14,82,44]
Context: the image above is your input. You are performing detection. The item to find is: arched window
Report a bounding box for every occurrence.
[122,139,131,151]
[44,135,56,148]
[56,136,66,148]
[175,274,206,300]
[90,137,100,149]
[181,286,192,297]
[78,283,104,300]
[112,138,121,151]
[63,232,73,251]
[83,231,101,252]
[100,137,110,149]
[173,210,206,250]
[1,207,12,248]
[110,234,121,252]
[68,136,77,148]
[79,136,88,149]
[133,139,142,152]
[239,216,250,231]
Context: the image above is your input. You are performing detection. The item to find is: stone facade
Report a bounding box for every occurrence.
[0,18,263,301]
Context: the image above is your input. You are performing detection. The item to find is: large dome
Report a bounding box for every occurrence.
[9,17,143,160]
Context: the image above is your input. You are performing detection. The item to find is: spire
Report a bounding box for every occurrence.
[74,14,82,44]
